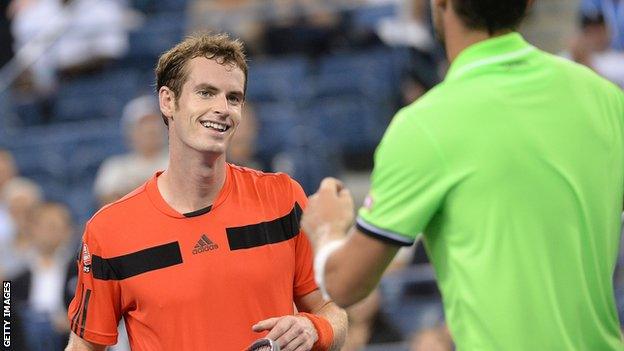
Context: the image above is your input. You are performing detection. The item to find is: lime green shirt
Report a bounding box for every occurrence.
[357,33,624,350]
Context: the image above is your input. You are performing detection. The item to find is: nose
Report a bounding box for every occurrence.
[212,93,230,117]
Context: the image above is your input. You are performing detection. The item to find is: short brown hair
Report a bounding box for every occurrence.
[451,0,530,34]
[155,32,248,126]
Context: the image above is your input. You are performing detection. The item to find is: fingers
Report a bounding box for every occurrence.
[252,316,317,351]
[338,187,353,204]
[318,177,344,195]
[263,317,295,341]
[252,317,280,332]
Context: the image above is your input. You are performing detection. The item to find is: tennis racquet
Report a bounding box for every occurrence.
[247,338,280,351]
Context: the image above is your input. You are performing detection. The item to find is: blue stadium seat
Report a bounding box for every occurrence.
[67,135,127,186]
[303,97,387,152]
[153,0,188,13]
[281,126,340,195]
[0,91,16,133]
[10,142,68,186]
[66,184,98,224]
[12,95,46,126]
[253,102,301,163]
[4,119,122,186]
[53,68,141,122]
[130,0,188,14]
[316,49,398,100]
[351,4,398,31]
[246,56,311,102]
[125,12,186,66]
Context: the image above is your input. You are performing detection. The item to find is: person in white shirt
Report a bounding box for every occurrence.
[93,95,168,207]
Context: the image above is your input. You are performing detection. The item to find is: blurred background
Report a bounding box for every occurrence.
[0,0,622,350]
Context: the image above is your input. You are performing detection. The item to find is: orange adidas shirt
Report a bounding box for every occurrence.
[67,164,318,350]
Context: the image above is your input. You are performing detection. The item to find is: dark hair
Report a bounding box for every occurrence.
[156,32,248,126]
[580,12,605,28]
[451,0,530,34]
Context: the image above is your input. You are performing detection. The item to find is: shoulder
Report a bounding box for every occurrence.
[86,182,149,236]
[229,164,298,191]
[549,53,624,111]
[228,164,305,208]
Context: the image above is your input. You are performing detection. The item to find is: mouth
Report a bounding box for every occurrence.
[200,120,231,132]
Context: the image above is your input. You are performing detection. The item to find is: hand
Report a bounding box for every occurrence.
[252,315,318,351]
[301,177,354,252]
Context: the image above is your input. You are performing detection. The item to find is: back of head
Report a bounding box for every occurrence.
[451,0,530,34]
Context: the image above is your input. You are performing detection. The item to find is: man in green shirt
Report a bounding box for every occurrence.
[301,0,624,350]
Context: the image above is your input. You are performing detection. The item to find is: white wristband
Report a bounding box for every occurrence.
[314,239,345,301]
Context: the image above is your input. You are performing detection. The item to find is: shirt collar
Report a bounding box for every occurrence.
[445,32,535,82]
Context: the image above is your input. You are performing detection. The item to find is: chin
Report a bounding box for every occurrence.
[197,143,227,155]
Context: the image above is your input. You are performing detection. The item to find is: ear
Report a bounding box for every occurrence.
[159,86,176,121]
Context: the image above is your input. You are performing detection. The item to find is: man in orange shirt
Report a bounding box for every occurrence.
[65,33,347,351]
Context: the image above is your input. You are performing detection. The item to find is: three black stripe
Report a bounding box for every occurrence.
[71,283,84,334]
[79,289,92,338]
[227,203,303,250]
[92,241,183,280]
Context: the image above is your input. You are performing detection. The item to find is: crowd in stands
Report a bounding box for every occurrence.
[0,0,622,350]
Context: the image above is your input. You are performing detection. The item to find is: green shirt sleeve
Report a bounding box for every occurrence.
[356,108,454,246]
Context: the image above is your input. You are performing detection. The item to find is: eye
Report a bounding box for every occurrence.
[227,95,242,105]
[197,90,214,98]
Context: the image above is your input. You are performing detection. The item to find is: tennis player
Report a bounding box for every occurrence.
[65,33,347,351]
[302,0,624,350]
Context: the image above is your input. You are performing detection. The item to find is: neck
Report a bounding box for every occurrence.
[444,23,512,63]
[158,149,226,214]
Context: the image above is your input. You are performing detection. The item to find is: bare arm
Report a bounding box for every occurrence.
[65,332,107,351]
[295,290,348,351]
[301,178,401,307]
[322,229,399,307]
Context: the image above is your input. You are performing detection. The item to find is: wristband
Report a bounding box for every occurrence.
[313,240,344,301]
[297,312,334,351]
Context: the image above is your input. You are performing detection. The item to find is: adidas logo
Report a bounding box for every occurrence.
[192,234,219,254]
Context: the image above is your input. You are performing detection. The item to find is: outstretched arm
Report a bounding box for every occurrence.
[301,178,401,307]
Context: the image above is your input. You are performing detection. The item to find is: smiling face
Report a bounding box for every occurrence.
[161,57,246,156]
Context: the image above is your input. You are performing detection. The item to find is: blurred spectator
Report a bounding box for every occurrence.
[0,149,18,244]
[580,0,624,50]
[261,1,344,56]
[93,94,167,207]
[13,202,77,351]
[227,103,261,169]
[0,177,43,278]
[563,12,624,88]
[189,0,265,55]
[375,0,433,51]
[8,0,129,93]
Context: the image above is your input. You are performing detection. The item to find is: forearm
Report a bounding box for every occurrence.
[312,301,348,351]
[65,332,107,351]
[322,228,399,307]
